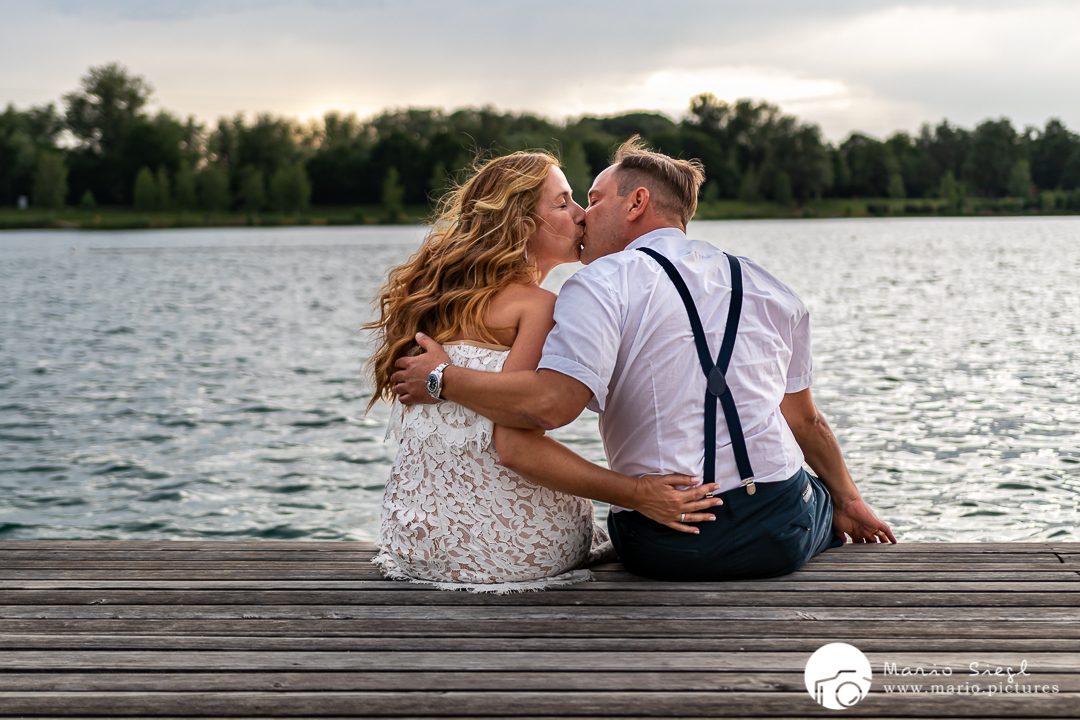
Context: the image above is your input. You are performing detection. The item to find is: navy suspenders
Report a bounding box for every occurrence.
[637,247,756,492]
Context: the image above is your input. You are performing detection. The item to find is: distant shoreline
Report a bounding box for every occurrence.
[3,197,1076,231]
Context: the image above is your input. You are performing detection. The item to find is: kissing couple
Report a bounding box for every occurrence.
[366,137,895,593]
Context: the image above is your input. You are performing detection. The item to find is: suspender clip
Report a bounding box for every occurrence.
[742,478,757,495]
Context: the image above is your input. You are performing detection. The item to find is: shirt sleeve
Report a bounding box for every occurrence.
[786,306,814,393]
[537,270,623,413]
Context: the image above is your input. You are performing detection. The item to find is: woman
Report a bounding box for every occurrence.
[366,151,612,592]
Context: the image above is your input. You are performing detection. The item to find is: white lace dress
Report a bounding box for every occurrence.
[374,341,612,593]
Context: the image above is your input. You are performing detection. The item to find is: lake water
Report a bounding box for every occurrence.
[1,218,1078,543]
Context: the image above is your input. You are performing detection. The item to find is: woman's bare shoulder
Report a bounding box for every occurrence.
[492,282,556,313]
[483,283,556,346]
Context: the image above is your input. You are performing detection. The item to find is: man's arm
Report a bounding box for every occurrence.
[493,426,722,533]
[780,388,897,544]
[392,333,590,430]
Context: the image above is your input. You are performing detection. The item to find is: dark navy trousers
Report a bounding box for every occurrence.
[608,468,843,581]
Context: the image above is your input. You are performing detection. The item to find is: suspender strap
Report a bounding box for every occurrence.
[637,247,755,484]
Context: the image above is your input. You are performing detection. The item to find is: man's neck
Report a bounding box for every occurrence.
[624,221,684,249]
[627,218,683,244]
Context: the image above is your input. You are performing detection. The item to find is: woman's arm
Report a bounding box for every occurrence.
[493,426,721,533]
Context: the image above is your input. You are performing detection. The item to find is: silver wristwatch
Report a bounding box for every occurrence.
[426,362,451,400]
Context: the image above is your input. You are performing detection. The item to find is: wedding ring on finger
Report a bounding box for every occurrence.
[680,513,685,522]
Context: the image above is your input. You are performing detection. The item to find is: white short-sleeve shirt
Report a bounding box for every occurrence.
[538,228,813,500]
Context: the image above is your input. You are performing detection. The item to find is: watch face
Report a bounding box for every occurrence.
[426,373,439,396]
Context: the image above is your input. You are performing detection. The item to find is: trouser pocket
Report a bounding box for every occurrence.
[609,513,701,581]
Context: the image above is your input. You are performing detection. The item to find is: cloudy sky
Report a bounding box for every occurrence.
[2,0,1078,141]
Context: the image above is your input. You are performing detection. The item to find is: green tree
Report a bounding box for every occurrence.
[239,166,267,215]
[213,113,301,186]
[174,160,197,212]
[887,172,906,199]
[63,63,152,155]
[1,103,62,205]
[738,165,761,202]
[32,152,68,211]
[773,170,794,206]
[79,190,96,211]
[965,119,1020,197]
[830,150,851,195]
[427,161,450,203]
[839,134,899,197]
[60,64,199,207]
[561,142,592,203]
[1007,159,1033,200]
[1030,119,1078,190]
[381,166,405,223]
[938,171,966,214]
[156,165,171,210]
[133,166,158,211]
[702,180,720,203]
[197,164,230,214]
[270,163,311,216]
[1061,147,1080,190]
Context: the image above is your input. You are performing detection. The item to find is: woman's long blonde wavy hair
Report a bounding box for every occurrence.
[365,150,559,410]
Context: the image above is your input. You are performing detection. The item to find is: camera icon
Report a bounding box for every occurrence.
[815,669,871,708]
[805,643,873,710]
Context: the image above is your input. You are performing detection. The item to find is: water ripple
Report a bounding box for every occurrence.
[1,221,1077,542]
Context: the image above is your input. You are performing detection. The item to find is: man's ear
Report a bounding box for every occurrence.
[626,187,650,222]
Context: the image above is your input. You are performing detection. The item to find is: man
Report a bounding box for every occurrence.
[394,137,895,581]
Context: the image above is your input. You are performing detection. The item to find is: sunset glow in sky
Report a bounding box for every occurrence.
[2,0,1079,140]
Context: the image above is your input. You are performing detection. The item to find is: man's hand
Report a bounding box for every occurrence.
[391,333,449,405]
[629,475,723,534]
[832,497,897,544]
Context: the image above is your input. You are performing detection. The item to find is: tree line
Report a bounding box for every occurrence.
[3,63,1080,216]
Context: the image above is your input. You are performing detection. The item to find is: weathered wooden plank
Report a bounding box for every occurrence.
[0,650,1075,672]
[2,571,1077,593]
[0,671,795,693]
[2,671,1079,693]
[3,557,1065,576]
[0,551,1061,565]
[0,551,377,563]
[762,554,1065,564]
[0,691,1077,717]
[5,562,1075,577]
[2,588,1076,607]
[0,561,386,570]
[2,604,1077,622]
[1,618,1076,640]
[0,541,364,551]
[0,569,387,580]
[3,578,1079,599]
[6,717,1074,720]
[2,540,1072,552]
[1,634,1076,653]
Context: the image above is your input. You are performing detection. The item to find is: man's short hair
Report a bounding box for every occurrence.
[612,136,706,226]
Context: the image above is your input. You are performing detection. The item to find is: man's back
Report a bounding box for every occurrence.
[539,227,813,495]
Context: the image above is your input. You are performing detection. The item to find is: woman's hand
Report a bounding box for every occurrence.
[629,475,723,534]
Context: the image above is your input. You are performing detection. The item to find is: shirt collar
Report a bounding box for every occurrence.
[625,227,688,252]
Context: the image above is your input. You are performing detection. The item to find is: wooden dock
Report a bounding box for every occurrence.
[0,540,1077,718]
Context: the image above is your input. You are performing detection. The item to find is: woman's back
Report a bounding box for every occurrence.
[375,341,604,592]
